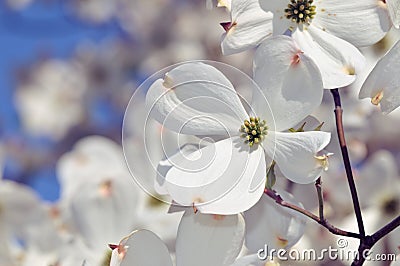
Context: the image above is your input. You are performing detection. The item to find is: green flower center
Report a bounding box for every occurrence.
[285,0,316,24]
[239,117,268,147]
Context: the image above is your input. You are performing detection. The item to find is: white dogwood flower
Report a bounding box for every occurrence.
[57,136,139,252]
[359,40,400,114]
[146,58,330,214]
[110,212,245,266]
[15,60,87,140]
[0,180,62,263]
[221,0,391,89]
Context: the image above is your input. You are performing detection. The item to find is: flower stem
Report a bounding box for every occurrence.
[330,88,365,237]
[264,188,360,239]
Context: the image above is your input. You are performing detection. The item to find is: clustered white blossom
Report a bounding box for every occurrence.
[118,0,400,264]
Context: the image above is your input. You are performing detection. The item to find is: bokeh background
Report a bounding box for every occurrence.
[0,0,399,265]
[0,0,248,200]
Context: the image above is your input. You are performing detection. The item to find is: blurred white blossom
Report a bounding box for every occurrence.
[5,0,33,10]
[56,136,139,260]
[0,181,62,265]
[15,60,88,140]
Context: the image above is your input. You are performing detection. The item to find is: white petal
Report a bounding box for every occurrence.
[163,137,266,214]
[292,25,366,89]
[110,249,121,266]
[196,145,266,215]
[155,144,201,195]
[258,0,294,35]
[118,230,173,266]
[159,144,267,215]
[359,40,400,114]
[244,192,306,254]
[68,178,138,251]
[221,0,273,55]
[264,131,331,184]
[313,0,391,47]
[253,36,323,131]
[57,136,126,200]
[145,62,248,135]
[387,0,400,28]
[292,115,323,131]
[176,211,245,266]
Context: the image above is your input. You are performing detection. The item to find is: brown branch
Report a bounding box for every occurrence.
[351,216,400,266]
[372,215,400,243]
[264,188,360,239]
[315,177,324,221]
[331,89,365,237]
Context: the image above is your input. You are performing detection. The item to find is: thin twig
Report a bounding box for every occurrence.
[331,89,365,237]
[264,188,360,239]
[315,177,324,221]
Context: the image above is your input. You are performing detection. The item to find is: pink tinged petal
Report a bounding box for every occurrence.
[57,136,127,200]
[175,211,245,266]
[69,179,138,251]
[145,62,248,136]
[244,192,306,254]
[116,230,173,266]
[163,137,266,214]
[387,0,400,28]
[264,131,331,184]
[359,40,400,114]
[313,0,391,47]
[292,25,366,89]
[221,0,273,55]
[253,36,323,132]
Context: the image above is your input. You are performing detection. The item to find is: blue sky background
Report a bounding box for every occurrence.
[0,1,125,201]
